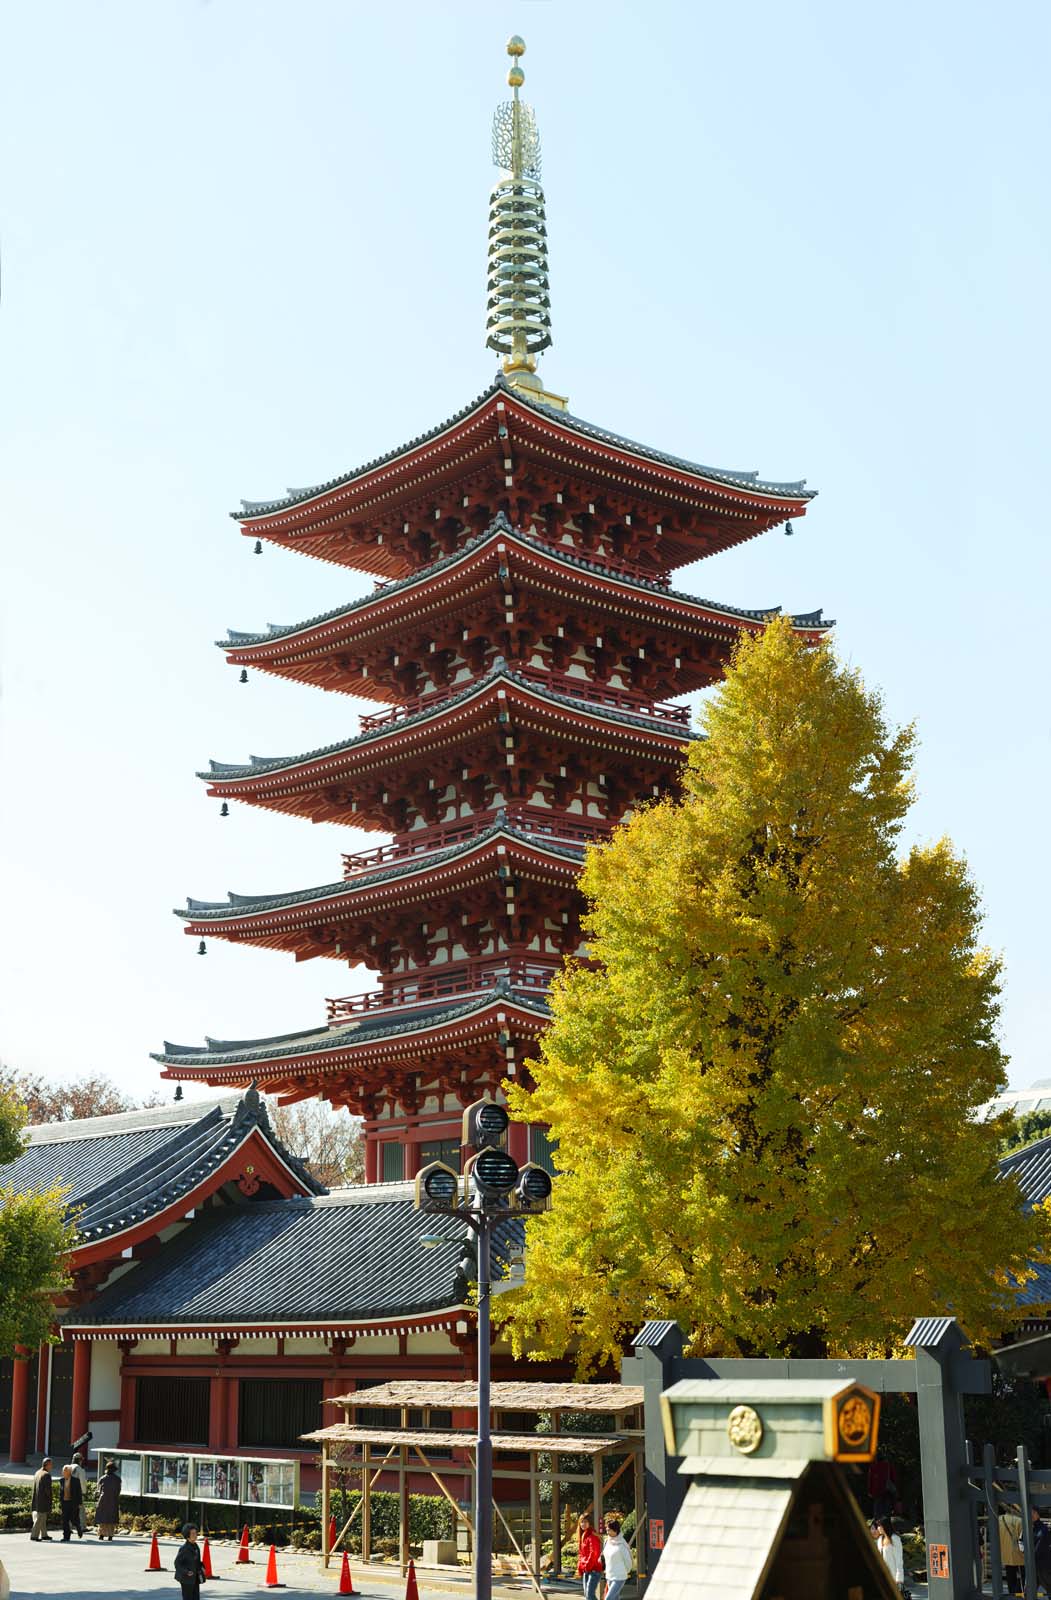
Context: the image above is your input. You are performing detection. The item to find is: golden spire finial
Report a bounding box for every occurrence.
[487,35,564,404]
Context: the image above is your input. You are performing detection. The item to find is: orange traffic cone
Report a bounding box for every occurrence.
[339,1549,360,1594]
[328,1514,338,1550]
[264,1543,285,1587]
[145,1531,163,1571]
[405,1557,420,1600]
[236,1524,252,1563]
[201,1537,213,1578]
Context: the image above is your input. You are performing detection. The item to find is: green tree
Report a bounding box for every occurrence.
[1000,1110,1051,1155]
[0,1081,76,1354]
[499,620,1046,1372]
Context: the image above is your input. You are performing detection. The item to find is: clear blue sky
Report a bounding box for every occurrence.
[2,1,1048,1099]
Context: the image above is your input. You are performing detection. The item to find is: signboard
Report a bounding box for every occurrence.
[144,1453,190,1499]
[244,1459,298,1509]
[649,1518,665,1550]
[928,1543,950,1579]
[193,1458,241,1503]
[97,1452,141,1497]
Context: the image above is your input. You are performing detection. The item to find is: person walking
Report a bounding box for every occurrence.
[1000,1504,1024,1597]
[602,1515,633,1600]
[576,1512,603,1600]
[70,1451,89,1537]
[875,1518,905,1592]
[29,1457,53,1542]
[174,1523,207,1600]
[58,1464,83,1543]
[1029,1505,1051,1597]
[95,1459,122,1540]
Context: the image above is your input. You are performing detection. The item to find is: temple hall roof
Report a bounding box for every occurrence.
[179,817,585,922]
[63,1183,521,1331]
[1000,1135,1051,1309]
[220,514,831,654]
[236,376,815,523]
[0,1089,322,1245]
[155,981,550,1072]
[202,662,697,785]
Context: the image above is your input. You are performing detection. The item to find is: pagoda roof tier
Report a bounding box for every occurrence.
[201,663,696,831]
[177,820,586,964]
[222,513,831,702]
[234,378,814,575]
[154,981,550,1115]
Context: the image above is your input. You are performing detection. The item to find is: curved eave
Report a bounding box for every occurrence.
[220,518,831,679]
[154,987,551,1083]
[178,825,586,938]
[62,1308,470,1341]
[200,669,695,795]
[234,379,814,552]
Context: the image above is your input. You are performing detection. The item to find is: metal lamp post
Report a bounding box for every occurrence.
[415,1100,553,1600]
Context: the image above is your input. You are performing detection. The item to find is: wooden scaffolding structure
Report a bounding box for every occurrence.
[304,1380,646,1589]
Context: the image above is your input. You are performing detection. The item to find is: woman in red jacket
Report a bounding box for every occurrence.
[576,1512,604,1600]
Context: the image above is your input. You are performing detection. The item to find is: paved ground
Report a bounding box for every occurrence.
[0,1532,528,1600]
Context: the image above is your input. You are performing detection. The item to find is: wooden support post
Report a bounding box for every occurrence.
[593,1454,604,1541]
[550,1410,562,1576]
[362,1443,372,1565]
[321,1446,331,1569]
[412,1446,475,1539]
[530,1447,542,1577]
[633,1442,646,1581]
[399,1407,410,1577]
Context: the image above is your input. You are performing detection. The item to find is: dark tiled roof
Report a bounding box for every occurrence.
[64,1186,522,1328]
[202,663,697,783]
[153,981,551,1070]
[220,514,831,651]
[180,818,585,921]
[235,375,814,522]
[1001,1135,1051,1208]
[0,1090,322,1243]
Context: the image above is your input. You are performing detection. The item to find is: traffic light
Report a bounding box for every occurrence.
[462,1098,509,1151]
[514,1162,553,1213]
[465,1146,520,1202]
[414,1161,460,1213]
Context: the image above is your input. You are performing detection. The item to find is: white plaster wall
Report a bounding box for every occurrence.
[89,1341,121,1412]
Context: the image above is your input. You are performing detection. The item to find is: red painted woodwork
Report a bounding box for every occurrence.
[8,1348,30,1463]
[71,1338,91,1447]
[35,1345,49,1454]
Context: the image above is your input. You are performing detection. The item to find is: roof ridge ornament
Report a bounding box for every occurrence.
[486,38,568,411]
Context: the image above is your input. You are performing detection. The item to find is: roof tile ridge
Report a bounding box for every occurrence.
[77,1110,240,1230]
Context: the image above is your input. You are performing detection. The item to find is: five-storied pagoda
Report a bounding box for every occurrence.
[156,39,827,1181]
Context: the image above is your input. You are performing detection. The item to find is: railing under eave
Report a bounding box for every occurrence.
[340,806,613,878]
[356,665,691,735]
[325,960,555,1026]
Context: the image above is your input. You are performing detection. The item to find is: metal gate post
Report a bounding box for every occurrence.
[620,1320,685,1584]
[908,1319,976,1600]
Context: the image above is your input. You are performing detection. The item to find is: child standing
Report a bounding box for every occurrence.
[174,1523,207,1600]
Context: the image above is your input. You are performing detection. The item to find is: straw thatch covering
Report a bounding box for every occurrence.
[303,1423,629,1455]
[328,1380,643,1413]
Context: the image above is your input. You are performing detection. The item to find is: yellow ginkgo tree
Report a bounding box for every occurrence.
[498,619,1045,1372]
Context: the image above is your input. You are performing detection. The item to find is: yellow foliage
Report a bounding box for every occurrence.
[496,620,1047,1373]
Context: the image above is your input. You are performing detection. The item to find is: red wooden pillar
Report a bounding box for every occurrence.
[35,1345,50,1454]
[508,1121,528,1166]
[365,1136,378,1184]
[404,1140,421,1179]
[225,1376,239,1450]
[208,1376,227,1452]
[8,1348,31,1463]
[71,1340,91,1446]
[119,1373,135,1445]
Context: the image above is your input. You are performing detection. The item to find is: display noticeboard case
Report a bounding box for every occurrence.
[97,1451,300,1509]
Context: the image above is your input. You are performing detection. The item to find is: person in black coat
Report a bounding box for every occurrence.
[29,1458,53,1541]
[95,1460,121,1539]
[174,1523,207,1600]
[58,1465,83,1542]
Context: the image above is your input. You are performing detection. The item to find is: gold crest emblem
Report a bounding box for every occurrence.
[838,1393,873,1449]
[726,1404,764,1454]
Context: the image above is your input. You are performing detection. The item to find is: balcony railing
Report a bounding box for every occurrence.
[340,806,612,878]
[356,665,690,735]
[325,960,556,1025]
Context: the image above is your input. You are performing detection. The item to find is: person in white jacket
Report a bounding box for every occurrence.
[602,1517,633,1600]
[874,1518,905,1590]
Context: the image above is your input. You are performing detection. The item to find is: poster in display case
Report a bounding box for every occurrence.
[144,1453,190,1499]
[192,1458,241,1503]
[97,1453,142,1497]
[244,1459,298,1508]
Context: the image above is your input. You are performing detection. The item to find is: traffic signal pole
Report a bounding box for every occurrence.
[474,1207,493,1600]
